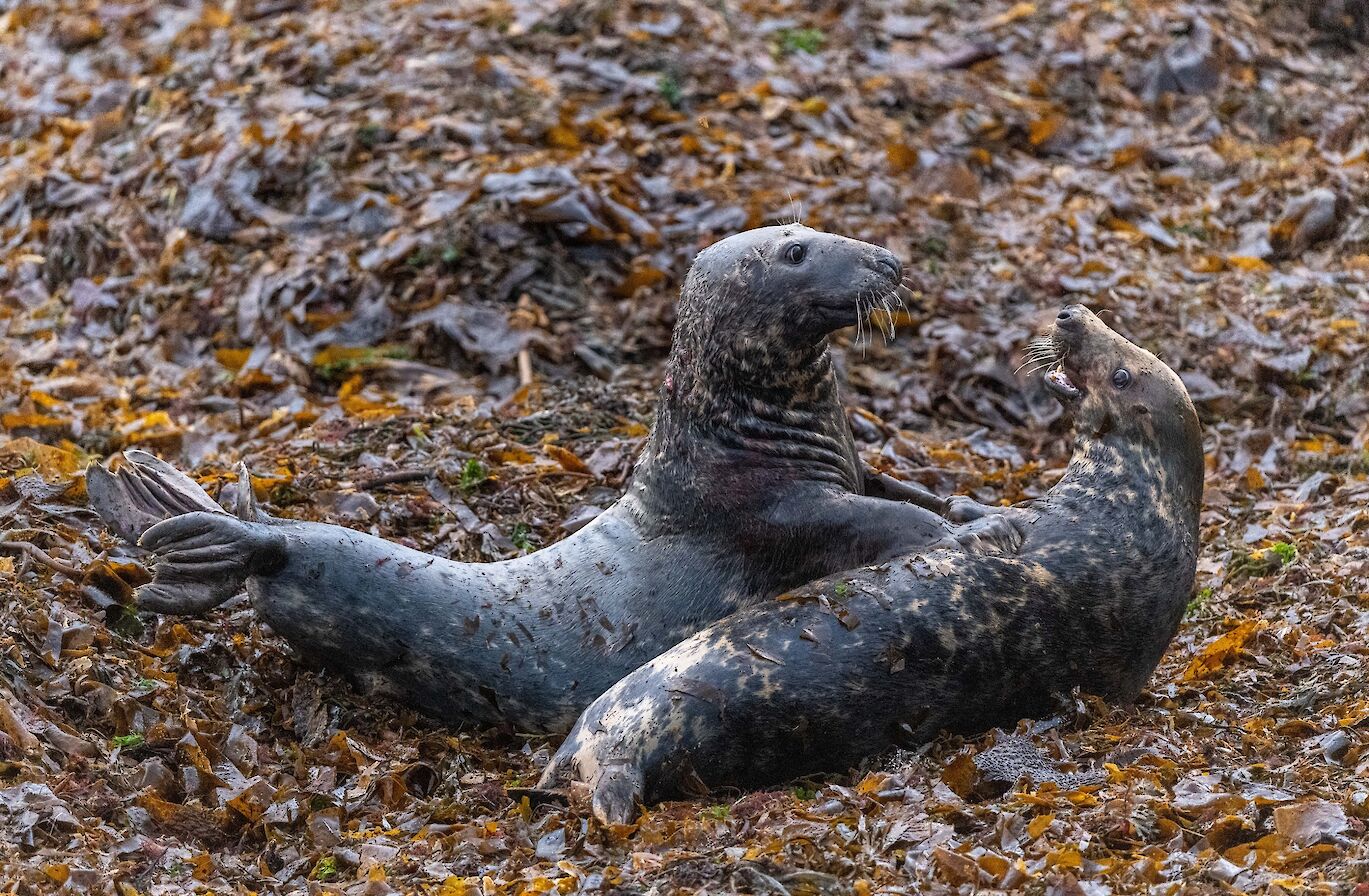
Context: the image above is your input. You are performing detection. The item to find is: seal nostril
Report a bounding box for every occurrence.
[873,252,902,282]
[1058,310,1073,321]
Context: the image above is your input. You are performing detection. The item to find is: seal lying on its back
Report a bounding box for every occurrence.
[540,305,1204,821]
[88,226,1014,734]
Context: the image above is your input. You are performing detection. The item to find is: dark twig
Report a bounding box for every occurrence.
[357,469,434,490]
[0,541,84,579]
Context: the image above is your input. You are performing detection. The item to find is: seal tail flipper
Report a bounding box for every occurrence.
[135,511,287,615]
[86,449,230,544]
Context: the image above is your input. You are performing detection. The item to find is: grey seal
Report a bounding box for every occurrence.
[88,225,1016,733]
[539,305,1204,821]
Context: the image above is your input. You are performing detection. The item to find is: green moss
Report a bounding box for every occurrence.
[776,27,825,56]
[312,856,339,880]
[511,522,535,553]
[459,458,489,491]
[1229,541,1298,579]
[658,73,683,109]
[356,123,383,149]
[1185,585,1214,617]
[316,346,413,380]
[109,605,144,638]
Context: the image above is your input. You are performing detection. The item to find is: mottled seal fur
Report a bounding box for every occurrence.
[539,305,1204,822]
[88,225,1014,734]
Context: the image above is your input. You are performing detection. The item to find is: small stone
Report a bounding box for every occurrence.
[1269,188,1345,260]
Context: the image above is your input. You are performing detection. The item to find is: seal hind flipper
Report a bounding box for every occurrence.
[589,762,645,826]
[537,750,644,825]
[135,511,287,615]
[87,450,229,543]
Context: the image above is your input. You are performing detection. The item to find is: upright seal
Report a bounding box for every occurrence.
[88,226,1013,734]
[540,305,1204,821]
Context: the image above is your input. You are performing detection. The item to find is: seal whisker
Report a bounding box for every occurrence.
[863,290,873,348]
[892,288,912,321]
[879,291,897,342]
[1017,347,1054,369]
[1015,358,1052,376]
[855,290,869,353]
[851,290,862,349]
[860,290,875,355]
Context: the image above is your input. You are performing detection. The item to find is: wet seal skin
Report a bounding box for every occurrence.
[87,225,1016,734]
[539,305,1204,823]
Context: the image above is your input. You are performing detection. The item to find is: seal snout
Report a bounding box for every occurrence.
[1043,304,1093,402]
[869,249,903,283]
[1055,304,1087,329]
[1048,303,1093,359]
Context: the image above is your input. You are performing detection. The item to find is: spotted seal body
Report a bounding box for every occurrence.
[540,305,1204,821]
[88,226,1013,734]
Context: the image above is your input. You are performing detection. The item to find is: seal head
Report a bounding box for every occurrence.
[641,225,908,496]
[1043,304,1199,449]
[681,224,903,350]
[1037,303,1204,531]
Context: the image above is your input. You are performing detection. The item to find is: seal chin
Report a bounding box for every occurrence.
[811,267,905,332]
[1043,368,1082,402]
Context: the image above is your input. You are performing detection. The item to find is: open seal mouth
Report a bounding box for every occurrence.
[1024,334,1083,401]
[1043,367,1082,401]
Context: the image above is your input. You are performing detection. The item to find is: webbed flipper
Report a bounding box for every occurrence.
[87,452,281,615]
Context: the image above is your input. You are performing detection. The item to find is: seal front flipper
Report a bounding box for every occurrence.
[779,490,1022,566]
[136,512,287,615]
[951,513,1024,555]
[862,470,949,513]
[944,495,1000,523]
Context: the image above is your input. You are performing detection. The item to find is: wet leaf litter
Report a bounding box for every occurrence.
[2,0,1369,892]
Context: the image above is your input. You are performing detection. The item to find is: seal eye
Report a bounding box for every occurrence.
[1112,368,1132,390]
[784,243,806,265]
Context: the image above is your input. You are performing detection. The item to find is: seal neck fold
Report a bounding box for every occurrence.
[639,335,862,496]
